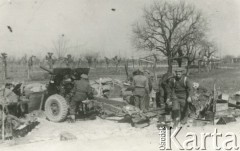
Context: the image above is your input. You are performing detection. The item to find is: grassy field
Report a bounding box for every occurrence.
[1,63,240,94]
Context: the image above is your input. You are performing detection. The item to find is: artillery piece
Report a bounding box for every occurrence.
[40,66,148,127]
[40,66,90,122]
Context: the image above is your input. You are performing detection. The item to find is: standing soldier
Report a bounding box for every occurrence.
[158,73,173,108]
[69,74,93,122]
[167,68,192,127]
[132,68,149,112]
[144,70,153,109]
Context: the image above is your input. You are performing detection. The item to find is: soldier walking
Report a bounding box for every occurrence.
[167,68,192,127]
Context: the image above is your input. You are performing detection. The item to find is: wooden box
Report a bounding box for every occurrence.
[219,93,229,101]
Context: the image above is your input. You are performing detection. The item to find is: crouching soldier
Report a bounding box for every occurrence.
[69,74,93,122]
[168,68,192,127]
[132,68,149,112]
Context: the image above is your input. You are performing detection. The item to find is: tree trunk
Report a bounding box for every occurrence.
[124,60,129,80]
[198,60,201,73]
[153,60,157,80]
[27,65,30,79]
[115,64,118,71]
[186,60,191,75]
[4,62,7,80]
[94,62,97,68]
[48,60,53,69]
[132,59,134,69]
[177,58,182,67]
[167,58,173,73]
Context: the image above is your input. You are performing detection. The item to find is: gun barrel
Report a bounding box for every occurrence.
[40,66,53,74]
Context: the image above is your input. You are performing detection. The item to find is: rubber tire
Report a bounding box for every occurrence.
[45,94,68,122]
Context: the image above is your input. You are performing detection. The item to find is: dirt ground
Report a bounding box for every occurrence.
[1,66,240,151]
[2,117,240,151]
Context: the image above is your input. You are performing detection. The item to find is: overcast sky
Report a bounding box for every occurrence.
[0,0,239,58]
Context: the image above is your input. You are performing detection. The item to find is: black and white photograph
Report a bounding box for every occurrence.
[0,0,240,150]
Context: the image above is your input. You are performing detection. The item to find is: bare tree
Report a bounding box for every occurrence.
[112,56,121,71]
[133,1,207,73]
[222,55,234,64]
[181,41,200,74]
[124,58,129,80]
[104,57,110,69]
[92,53,99,68]
[45,52,55,69]
[131,56,135,68]
[77,57,82,67]
[93,58,98,68]
[20,54,28,66]
[84,52,99,68]
[199,40,217,72]
[1,53,7,79]
[52,36,69,59]
[27,55,36,79]
[152,53,158,77]
[84,55,93,67]
[64,54,74,68]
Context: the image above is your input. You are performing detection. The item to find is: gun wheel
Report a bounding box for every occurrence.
[45,94,68,122]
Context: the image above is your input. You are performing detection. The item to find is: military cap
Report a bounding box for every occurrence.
[81,74,88,79]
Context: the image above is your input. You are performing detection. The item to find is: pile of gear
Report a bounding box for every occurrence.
[90,78,123,98]
[0,82,41,140]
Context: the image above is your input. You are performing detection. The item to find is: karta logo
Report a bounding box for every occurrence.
[159,127,239,150]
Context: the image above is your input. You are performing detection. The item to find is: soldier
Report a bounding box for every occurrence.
[132,68,149,112]
[167,68,192,127]
[158,73,173,108]
[69,74,93,122]
[144,70,153,110]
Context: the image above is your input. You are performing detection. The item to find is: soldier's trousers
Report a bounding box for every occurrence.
[69,100,82,115]
[172,98,188,124]
[134,95,148,111]
[70,93,87,115]
[158,86,167,108]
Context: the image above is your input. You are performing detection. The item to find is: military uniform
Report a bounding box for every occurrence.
[158,73,172,108]
[144,70,153,110]
[168,73,192,125]
[132,70,149,111]
[70,74,93,117]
